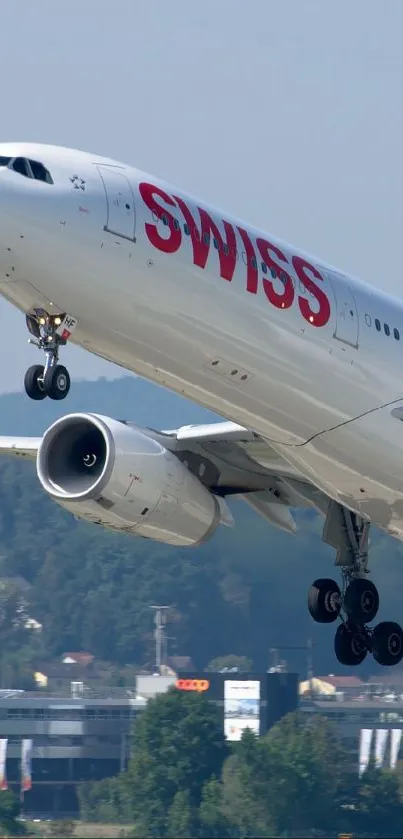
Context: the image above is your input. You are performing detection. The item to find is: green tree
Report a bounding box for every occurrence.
[122,687,228,836]
[78,776,126,824]
[165,790,197,838]
[0,789,26,836]
[221,730,276,838]
[357,765,403,836]
[198,777,233,838]
[264,712,352,833]
[219,714,351,837]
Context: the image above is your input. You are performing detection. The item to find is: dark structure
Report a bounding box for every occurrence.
[175,670,299,739]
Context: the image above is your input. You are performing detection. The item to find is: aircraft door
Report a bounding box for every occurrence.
[325,270,359,348]
[97,165,136,241]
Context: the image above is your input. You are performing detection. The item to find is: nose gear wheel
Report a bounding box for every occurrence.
[24,309,75,401]
[24,364,47,401]
[44,365,71,401]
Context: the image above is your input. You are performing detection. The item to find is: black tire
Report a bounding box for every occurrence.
[344,578,379,624]
[334,623,367,666]
[24,364,47,400]
[45,365,70,400]
[372,621,403,666]
[308,578,341,623]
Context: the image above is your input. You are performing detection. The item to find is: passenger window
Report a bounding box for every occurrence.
[261,261,268,274]
[29,160,53,184]
[384,323,390,336]
[203,232,210,244]
[184,223,190,235]
[375,319,381,332]
[0,157,11,167]
[161,214,168,226]
[12,157,30,178]
[270,268,277,279]
[251,256,257,269]
[394,328,400,340]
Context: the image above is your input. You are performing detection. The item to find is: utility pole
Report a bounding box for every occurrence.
[150,606,172,673]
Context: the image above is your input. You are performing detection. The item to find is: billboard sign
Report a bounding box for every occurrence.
[224,679,260,741]
[175,679,210,692]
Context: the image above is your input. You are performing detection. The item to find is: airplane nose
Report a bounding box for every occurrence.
[0,159,47,235]
[0,169,27,242]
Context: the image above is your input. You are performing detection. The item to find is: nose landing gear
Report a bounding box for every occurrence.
[308,501,403,667]
[24,309,76,401]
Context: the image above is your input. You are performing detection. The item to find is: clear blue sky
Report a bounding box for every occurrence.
[1,0,402,392]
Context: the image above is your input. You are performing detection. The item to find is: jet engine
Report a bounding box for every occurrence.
[36,412,226,546]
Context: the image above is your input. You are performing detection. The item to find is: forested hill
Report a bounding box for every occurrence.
[0,374,218,436]
[0,375,401,678]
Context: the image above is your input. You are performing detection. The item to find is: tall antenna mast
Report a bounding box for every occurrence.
[150,605,172,672]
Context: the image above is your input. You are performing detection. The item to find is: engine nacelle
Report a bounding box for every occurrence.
[36,413,225,546]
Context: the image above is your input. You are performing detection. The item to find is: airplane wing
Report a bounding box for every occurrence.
[160,422,325,534]
[0,421,325,535]
[0,436,41,460]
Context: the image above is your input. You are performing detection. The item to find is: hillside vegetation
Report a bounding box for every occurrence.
[0,376,401,677]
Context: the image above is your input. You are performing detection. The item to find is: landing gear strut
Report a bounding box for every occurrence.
[24,309,76,401]
[308,501,403,667]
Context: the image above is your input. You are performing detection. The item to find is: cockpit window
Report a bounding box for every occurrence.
[29,159,53,184]
[10,157,53,184]
[0,157,11,167]
[12,157,31,178]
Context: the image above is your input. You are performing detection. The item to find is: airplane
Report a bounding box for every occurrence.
[0,142,403,670]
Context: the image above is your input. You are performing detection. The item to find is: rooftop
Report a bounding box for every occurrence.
[316,675,364,689]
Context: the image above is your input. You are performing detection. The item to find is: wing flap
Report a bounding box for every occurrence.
[166,421,257,444]
[242,491,297,534]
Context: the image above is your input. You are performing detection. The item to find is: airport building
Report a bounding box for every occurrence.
[300,674,403,775]
[2,667,402,818]
[0,670,298,818]
[0,687,145,818]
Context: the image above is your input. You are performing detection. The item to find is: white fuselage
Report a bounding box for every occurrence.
[1,143,403,537]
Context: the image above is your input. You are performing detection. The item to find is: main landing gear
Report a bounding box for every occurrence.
[24,309,77,401]
[308,501,403,667]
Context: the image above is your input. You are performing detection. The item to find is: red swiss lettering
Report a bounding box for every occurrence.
[256,238,295,309]
[237,227,258,294]
[292,256,330,327]
[174,196,237,282]
[139,182,182,254]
